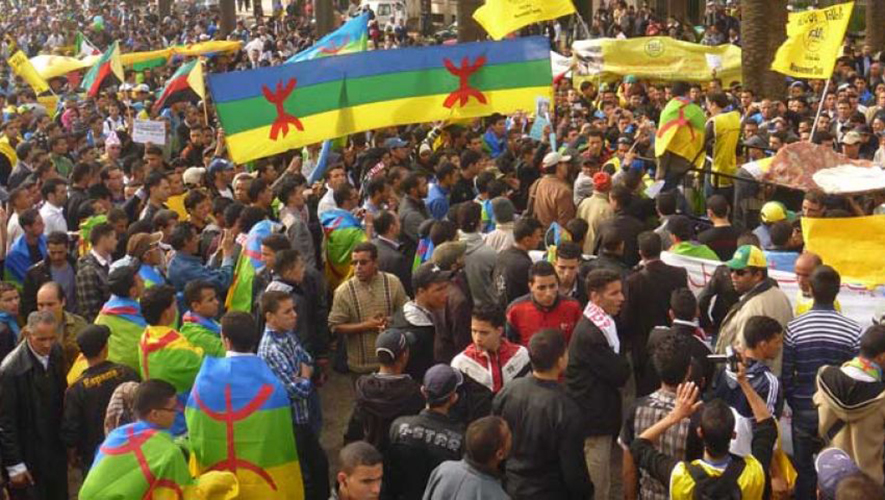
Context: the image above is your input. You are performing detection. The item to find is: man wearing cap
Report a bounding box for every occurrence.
[494,328,593,499]
[61,324,139,469]
[753,201,795,250]
[528,151,576,228]
[385,137,412,168]
[815,448,867,500]
[386,364,465,499]
[208,158,235,200]
[714,246,793,371]
[390,262,449,381]
[577,171,614,255]
[345,328,424,453]
[431,241,473,363]
[121,231,167,288]
[841,130,863,160]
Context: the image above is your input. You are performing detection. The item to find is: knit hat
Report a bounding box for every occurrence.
[593,172,612,191]
[105,131,121,150]
[490,197,515,223]
[431,241,467,271]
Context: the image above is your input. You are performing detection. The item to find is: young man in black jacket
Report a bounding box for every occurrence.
[494,328,594,500]
[565,268,631,500]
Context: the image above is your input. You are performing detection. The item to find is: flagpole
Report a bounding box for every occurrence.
[808,77,831,141]
[199,59,210,125]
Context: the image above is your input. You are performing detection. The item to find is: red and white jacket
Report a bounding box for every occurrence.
[451,339,531,394]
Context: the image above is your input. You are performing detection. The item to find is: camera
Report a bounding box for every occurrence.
[708,346,742,373]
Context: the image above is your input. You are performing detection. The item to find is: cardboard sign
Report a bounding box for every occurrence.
[132,119,166,145]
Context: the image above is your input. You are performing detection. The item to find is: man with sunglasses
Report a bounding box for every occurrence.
[714,245,793,376]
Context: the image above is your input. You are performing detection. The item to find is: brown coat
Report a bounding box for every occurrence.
[528,176,576,228]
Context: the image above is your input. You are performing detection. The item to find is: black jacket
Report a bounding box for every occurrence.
[373,237,413,297]
[493,375,594,500]
[565,317,632,436]
[697,264,741,331]
[0,323,15,364]
[65,185,89,230]
[0,342,68,499]
[593,211,647,267]
[264,271,330,359]
[384,410,464,500]
[492,246,532,308]
[390,302,437,382]
[60,360,140,468]
[344,373,424,453]
[620,260,688,396]
[647,323,715,392]
[22,256,78,317]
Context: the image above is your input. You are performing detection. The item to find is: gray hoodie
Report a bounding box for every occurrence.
[459,230,498,308]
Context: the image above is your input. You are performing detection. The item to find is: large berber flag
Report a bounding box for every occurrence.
[81,41,124,97]
[154,59,206,112]
[655,96,707,168]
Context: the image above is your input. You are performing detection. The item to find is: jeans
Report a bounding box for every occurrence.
[792,408,819,500]
[295,423,331,500]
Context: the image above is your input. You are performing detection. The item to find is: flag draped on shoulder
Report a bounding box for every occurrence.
[180,312,225,358]
[4,235,46,287]
[321,209,366,292]
[287,12,369,63]
[154,59,206,111]
[97,295,148,371]
[76,31,101,58]
[771,1,854,79]
[186,356,304,499]
[226,220,277,313]
[655,96,706,167]
[473,0,576,40]
[79,421,239,499]
[81,41,124,97]
[7,50,50,94]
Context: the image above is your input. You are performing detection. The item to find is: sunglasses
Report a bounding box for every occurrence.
[730,268,749,277]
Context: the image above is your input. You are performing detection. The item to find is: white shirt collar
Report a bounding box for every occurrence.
[43,202,64,214]
[27,342,49,369]
[226,351,255,358]
[90,249,110,267]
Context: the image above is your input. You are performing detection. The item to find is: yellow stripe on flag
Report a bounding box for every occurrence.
[802,214,885,288]
[8,51,50,93]
[771,1,854,79]
[473,0,576,40]
[187,60,206,100]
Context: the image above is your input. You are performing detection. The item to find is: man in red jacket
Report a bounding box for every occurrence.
[505,261,582,347]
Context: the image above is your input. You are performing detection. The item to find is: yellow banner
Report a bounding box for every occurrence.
[30,55,98,81]
[8,51,50,93]
[573,37,742,85]
[37,95,59,119]
[803,214,885,288]
[771,1,854,79]
[474,0,576,40]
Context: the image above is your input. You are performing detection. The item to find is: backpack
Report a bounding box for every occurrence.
[687,457,746,500]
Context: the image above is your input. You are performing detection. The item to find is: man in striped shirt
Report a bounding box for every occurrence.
[782,265,861,499]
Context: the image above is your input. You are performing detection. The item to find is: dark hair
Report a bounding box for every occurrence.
[90,222,116,246]
[699,399,736,456]
[804,189,826,206]
[261,234,291,253]
[743,316,783,348]
[737,231,761,248]
[769,220,793,248]
[261,290,292,318]
[656,191,677,216]
[707,194,729,218]
[184,189,208,212]
[221,311,259,352]
[338,441,383,475]
[274,249,303,276]
[528,328,566,372]
[638,231,662,259]
[46,231,69,247]
[610,185,632,209]
[810,265,840,305]
[352,241,378,260]
[668,216,694,242]
[238,206,267,233]
[513,217,542,243]
[109,265,139,297]
[529,260,557,283]
[670,288,697,321]
[556,241,582,261]
[276,177,305,205]
[860,325,885,359]
[400,173,423,196]
[365,177,388,199]
[41,177,67,200]
[212,197,234,218]
[435,162,456,181]
[134,379,178,419]
[653,333,692,385]
[108,208,128,225]
[144,170,166,194]
[374,210,396,236]
[19,208,40,228]
[429,220,457,246]
[38,281,65,303]
[332,184,354,207]
[184,280,216,310]
[169,222,197,251]
[707,92,729,109]
[140,285,177,326]
[324,163,345,181]
[223,202,245,228]
[565,219,589,243]
[585,268,621,294]
[465,416,508,465]
[471,304,504,329]
[671,81,690,97]
[835,472,885,498]
[475,171,495,194]
[152,210,179,230]
[599,225,625,253]
[460,149,482,169]
[247,178,269,203]
[456,202,482,232]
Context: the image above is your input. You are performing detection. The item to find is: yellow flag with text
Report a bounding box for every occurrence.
[771,1,854,79]
[802,215,885,288]
[474,0,575,40]
[8,51,50,94]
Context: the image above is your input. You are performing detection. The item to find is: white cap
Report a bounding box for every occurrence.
[183,167,206,186]
[542,151,572,169]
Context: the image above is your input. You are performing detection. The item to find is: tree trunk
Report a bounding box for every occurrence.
[868,0,885,56]
[667,0,687,23]
[457,0,483,42]
[219,0,236,37]
[762,0,787,99]
[575,0,593,34]
[741,0,785,99]
[315,0,335,37]
[158,0,171,19]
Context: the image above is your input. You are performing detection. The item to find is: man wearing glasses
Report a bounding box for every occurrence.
[714,245,793,376]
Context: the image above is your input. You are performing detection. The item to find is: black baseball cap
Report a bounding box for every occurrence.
[423,364,463,405]
[375,328,408,364]
[411,262,451,292]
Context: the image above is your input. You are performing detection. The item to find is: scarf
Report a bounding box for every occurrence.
[843,357,882,382]
[100,296,148,327]
[0,312,20,343]
[182,311,221,336]
[584,301,619,354]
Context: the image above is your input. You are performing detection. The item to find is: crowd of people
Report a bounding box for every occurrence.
[1,0,885,499]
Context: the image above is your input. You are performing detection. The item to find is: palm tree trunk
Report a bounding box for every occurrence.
[868,0,885,56]
[762,0,787,99]
[668,0,687,24]
[742,0,786,99]
[219,0,236,36]
[457,0,484,42]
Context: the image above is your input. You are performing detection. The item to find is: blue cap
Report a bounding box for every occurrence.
[423,364,463,404]
[208,158,234,174]
[384,137,408,149]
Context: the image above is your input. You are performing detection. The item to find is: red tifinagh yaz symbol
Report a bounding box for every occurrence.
[318,35,350,55]
[100,426,185,500]
[192,384,278,490]
[443,56,488,109]
[262,79,304,141]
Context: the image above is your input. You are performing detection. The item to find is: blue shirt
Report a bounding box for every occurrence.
[258,328,314,425]
[425,183,450,221]
[167,252,234,295]
[764,250,799,272]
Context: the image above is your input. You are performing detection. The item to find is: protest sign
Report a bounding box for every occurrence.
[132,120,167,145]
[771,1,854,79]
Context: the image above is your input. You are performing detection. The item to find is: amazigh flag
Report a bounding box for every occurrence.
[76,31,101,58]
[412,238,434,273]
[321,208,366,292]
[225,221,277,313]
[654,96,706,168]
[4,234,46,287]
[154,59,206,112]
[79,421,239,500]
[79,214,107,257]
[208,37,552,164]
[186,356,305,499]
[287,12,369,63]
[98,295,148,371]
[139,263,167,289]
[81,41,124,97]
[180,312,225,358]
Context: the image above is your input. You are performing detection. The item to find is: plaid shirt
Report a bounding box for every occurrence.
[75,252,110,323]
[258,328,313,425]
[620,389,694,500]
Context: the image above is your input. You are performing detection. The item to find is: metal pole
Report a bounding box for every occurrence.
[808,78,831,140]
